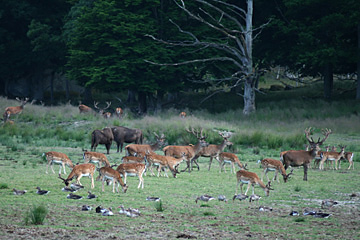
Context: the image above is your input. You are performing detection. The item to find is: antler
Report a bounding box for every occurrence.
[186,127,205,139]
[266,181,274,190]
[304,127,315,143]
[317,128,332,145]
[104,101,111,110]
[58,174,66,182]
[94,101,100,109]
[153,132,159,138]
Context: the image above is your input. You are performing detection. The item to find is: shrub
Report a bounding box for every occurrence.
[154,200,164,212]
[24,205,48,225]
[0,183,8,189]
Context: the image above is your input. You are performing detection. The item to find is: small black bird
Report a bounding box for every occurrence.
[146,196,161,202]
[195,194,215,203]
[314,213,331,218]
[82,205,92,211]
[87,191,97,199]
[36,187,50,195]
[13,188,27,195]
[289,211,299,216]
[218,195,228,203]
[96,205,106,213]
[233,194,248,202]
[62,187,76,192]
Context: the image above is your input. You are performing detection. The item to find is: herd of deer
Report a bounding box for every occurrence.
[3,98,355,198]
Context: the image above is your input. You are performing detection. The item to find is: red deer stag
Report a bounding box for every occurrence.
[261,158,293,183]
[179,111,186,118]
[94,101,112,118]
[58,163,96,189]
[219,152,247,173]
[96,166,128,193]
[111,126,143,153]
[115,107,124,118]
[91,127,114,154]
[282,128,332,181]
[2,110,14,124]
[125,132,165,157]
[235,170,273,197]
[163,128,208,172]
[191,131,233,171]
[44,151,74,174]
[4,97,29,115]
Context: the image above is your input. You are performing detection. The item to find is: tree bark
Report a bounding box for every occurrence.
[356,22,360,100]
[323,64,333,100]
[243,77,256,115]
[138,91,147,115]
[127,89,136,104]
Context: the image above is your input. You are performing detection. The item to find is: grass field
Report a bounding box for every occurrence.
[0,92,359,239]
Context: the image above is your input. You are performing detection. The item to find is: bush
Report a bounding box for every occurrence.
[154,200,164,212]
[0,183,8,189]
[24,205,48,225]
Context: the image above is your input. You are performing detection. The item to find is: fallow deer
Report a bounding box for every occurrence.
[260,158,293,183]
[116,163,146,189]
[218,152,247,173]
[58,163,96,189]
[125,132,165,157]
[83,150,111,168]
[235,170,273,197]
[44,151,74,174]
[96,166,128,193]
[319,145,345,170]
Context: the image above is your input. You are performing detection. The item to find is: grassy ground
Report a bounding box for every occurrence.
[0,85,359,239]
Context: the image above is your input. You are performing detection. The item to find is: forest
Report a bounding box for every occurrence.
[0,0,359,115]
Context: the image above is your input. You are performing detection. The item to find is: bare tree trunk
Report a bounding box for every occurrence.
[357,22,360,100]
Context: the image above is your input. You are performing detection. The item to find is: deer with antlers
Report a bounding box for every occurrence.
[235,170,273,197]
[282,128,332,181]
[58,163,96,189]
[94,101,112,118]
[44,151,74,174]
[4,97,29,116]
[261,158,293,183]
[179,112,186,118]
[115,107,124,118]
[319,145,346,170]
[125,132,165,157]
[191,131,233,171]
[219,152,247,173]
[163,128,209,173]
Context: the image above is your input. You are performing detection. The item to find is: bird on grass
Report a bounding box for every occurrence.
[249,194,261,206]
[195,195,215,204]
[303,209,317,216]
[233,194,248,202]
[321,199,338,208]
[102,207,114,216]
[218,195,228,203]
[259,206,273,212]
[146,196,161,202]
[96,206,106,213]
[62,187,76,192]
[13,188,27,195]
[289,211,299,216]
[313,212,331,218]
[67,193,83,200]
[126,208,141,218]
[87,191,97,199]
[36,187,50,195]
[70,183,84,191]
[82,205,92,211]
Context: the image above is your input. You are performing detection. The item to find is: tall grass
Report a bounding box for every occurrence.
[24,205,48,225]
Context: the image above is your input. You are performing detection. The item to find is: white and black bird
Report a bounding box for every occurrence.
[118,205,127,215]
[70,183,84,191]
[249,194,261,204]
[314,212,332,218]
[62,187,76,192]
[36,187,50,195]
[67,193,83,200]
[303,209,317,216]
[321,199,338,208]
[87,191,97,199]
[126,208,140,217]
[195,194,215,204]
[146,196,161,202]
[259,206,273,212]
[96,205,106,213]
[13,188,27,195]
[289,211,299,216]
[82,205,92,211]
[233,194,248,202]
[102,207,114,216]
[218,195,228,203]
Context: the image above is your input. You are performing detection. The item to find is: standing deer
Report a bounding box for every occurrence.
[115,107,124,118]
[4,97,29,116]
[44,151,74,174]
[179,112,186,118]
[282,128,332,181]
[339,151,354,170]
[191,131,233,171]
[125,132,165,157]
[94,101,112,118]
[163,128,208,172]
[319,145,346,170]
[91,127,114,154]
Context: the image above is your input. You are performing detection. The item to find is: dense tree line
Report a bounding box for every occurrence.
[0,0,358,114]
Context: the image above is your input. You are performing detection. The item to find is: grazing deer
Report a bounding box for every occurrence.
[125,132,165,157]
[282,128,332,181]
[83,150,110,168]
[115,107,124,118]
[218,152,247,173]
[58,163,96,189]
[4,97,29,116]
[78,103,93,113]
[319,145,346,170]
[163,128,208,172]
[116,163,146,189]
[144,151,185,178]
[44,151,74,174]
[91,127,114,154]
[96,166,128,193]
[192,131,233,171]
[179,111,186,118]
[260,158,293,183]
[122,156,146,164]
[94,101,112,118]
[235,170,273,197]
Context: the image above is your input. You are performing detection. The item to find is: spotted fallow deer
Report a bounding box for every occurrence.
[235,170,273,197]
[260,158,293,183]
[282,128,332,181]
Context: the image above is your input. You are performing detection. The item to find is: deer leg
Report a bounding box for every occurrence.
[90,174,94,189]
[192,158,200,171]
[244,183,252,195]
[319,157,326,170]
[303,164,308,181]
[50,162,56,174]
[208,157,213,171]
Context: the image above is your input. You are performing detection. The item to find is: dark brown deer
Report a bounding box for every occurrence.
[91,127,114,154]
[282,128,332,181]
[191,131,233,171]
[4,97,29,115]
[111,126,143,153]
[125,132,165,157]
[163,128,208,172]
